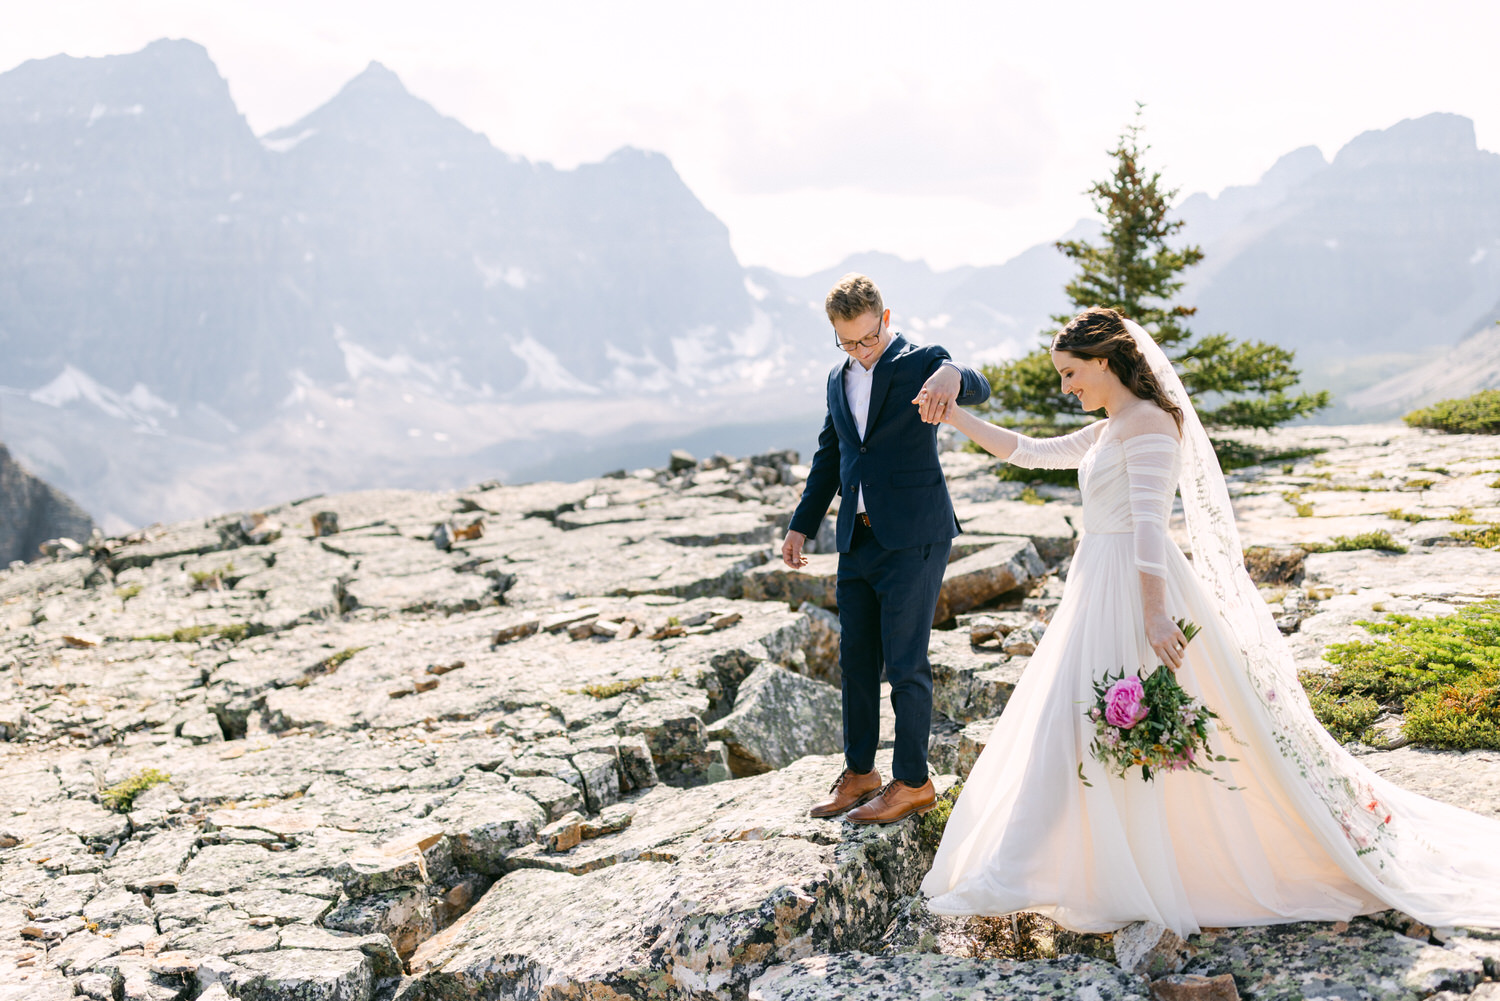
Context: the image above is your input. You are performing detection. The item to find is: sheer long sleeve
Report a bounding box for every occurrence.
[1007,422,1105,470]
[1122,433,1180,578]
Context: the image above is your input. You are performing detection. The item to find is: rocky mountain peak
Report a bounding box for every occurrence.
[261,57,488,160]
[1332,112,1481,170]
[1259,144,1328,188]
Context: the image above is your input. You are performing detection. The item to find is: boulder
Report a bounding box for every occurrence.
[229,949,374,1001]
[1115,920,1188,977]
[929,631,1027,725]
[933,538,1047,624]
[741,554,839,609]
[409,753,924,994]
[960,501,1079,563]
[429,779,547,874]
[708,664,842,775]
[323,887,434,960]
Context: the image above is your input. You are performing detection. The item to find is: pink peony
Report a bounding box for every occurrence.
[1104,676,1149,729]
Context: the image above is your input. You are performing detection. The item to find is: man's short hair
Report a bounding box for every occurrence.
[825,273,884,324]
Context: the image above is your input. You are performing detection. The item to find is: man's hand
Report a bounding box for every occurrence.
[781,530,809,569]
[913,364,961,424]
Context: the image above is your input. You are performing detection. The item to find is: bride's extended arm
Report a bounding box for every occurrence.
[937,404,1104,470]
[944,406,1023,460]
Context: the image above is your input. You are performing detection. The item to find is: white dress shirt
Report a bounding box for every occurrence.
[844,352,960,515]
[844,359,877,513]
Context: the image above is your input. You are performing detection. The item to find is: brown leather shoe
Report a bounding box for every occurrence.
[846,778,937,825]
[809,767,883,819]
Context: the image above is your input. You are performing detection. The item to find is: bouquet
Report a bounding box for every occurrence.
[1079,619,1237,786]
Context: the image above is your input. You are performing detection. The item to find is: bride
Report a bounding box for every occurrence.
[919,306,1500,937]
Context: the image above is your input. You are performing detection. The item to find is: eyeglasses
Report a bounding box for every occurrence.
[835,318,883,353]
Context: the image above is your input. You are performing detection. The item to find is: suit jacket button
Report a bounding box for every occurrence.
[859,446,867,453]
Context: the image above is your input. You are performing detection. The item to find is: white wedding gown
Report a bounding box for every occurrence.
[922,418,1500,938]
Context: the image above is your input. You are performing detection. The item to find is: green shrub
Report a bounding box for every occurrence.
[1404,679,1500,750]
[993,463,1079,488]
[1403,478,1435,491]
[1300,679,1381,743]
[917,782,961,854]
[1304,531,1407,555]
[318,647,367,674]
[1018,486,1046,506]
[114,584,142,600]
[216,622,269,643]
[1404,390,1500,434]
[1386,509,1429,523]
[137,622,266,644]
[1280,490,1314,518]
[1305,602,1500,749]
[1456,524,1500,549]
[100,768,170,812]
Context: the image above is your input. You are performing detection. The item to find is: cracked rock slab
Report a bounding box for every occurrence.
[1184,916,1488,1000]
[748,952,1151,1001]
[229,948,375,1001]
[402,752,929,1001]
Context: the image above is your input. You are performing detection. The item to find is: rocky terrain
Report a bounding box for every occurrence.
[1,425,1498,1001]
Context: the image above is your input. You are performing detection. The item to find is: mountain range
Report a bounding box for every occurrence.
[1,39,1497,530]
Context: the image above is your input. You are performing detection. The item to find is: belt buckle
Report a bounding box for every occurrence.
[857,513,872,528]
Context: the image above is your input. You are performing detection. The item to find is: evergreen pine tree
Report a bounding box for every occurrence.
[981,106,1330,463]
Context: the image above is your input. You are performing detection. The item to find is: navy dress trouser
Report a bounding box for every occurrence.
[836,520,951,787]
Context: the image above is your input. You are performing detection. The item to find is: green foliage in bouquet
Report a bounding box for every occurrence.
[1404,389,1500,435]
[1302,601,1500,749]
[978,107,1328,468]
[1081,620,1237,785]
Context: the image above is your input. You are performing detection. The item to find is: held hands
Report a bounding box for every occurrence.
[1146,613,1188,672]
[781,530,809,569]
[912,365,962,424]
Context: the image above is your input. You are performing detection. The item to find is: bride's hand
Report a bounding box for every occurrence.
[913,388,959,425]
[1147,613,1187,671]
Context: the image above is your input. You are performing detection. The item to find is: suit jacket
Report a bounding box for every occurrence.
[789,334,992,552]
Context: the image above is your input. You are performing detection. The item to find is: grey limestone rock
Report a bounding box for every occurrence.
[749,951,1151,1001]
[741,554,839,609]
[428,779,547,874]
[958,499,1079,563]
[707,663,842,775]
[932,537,1047,624]
[1184,916,1489,1000]
[1115,920,1189,977]
[229,948,375,1001]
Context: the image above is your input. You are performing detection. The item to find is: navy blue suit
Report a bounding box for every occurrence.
[789,334,991,785]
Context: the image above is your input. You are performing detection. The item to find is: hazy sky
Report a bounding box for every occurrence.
[4,1,1497,274]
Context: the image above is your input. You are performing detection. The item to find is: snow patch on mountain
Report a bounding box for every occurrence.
[262,128,316,153]
[335,327,443,384]
[29,366,176,432]
[511,336,600,395]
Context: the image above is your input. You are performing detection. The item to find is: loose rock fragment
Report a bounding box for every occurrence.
[1149,973,1241,1001]
[492,617,539,645]
[539,811,586,852]
[239,512,283,546]
[1115,921,1188,977]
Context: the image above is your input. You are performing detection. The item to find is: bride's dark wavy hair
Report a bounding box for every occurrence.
[1051,307,1184,430]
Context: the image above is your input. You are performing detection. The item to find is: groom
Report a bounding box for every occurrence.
[783,273,991,824]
